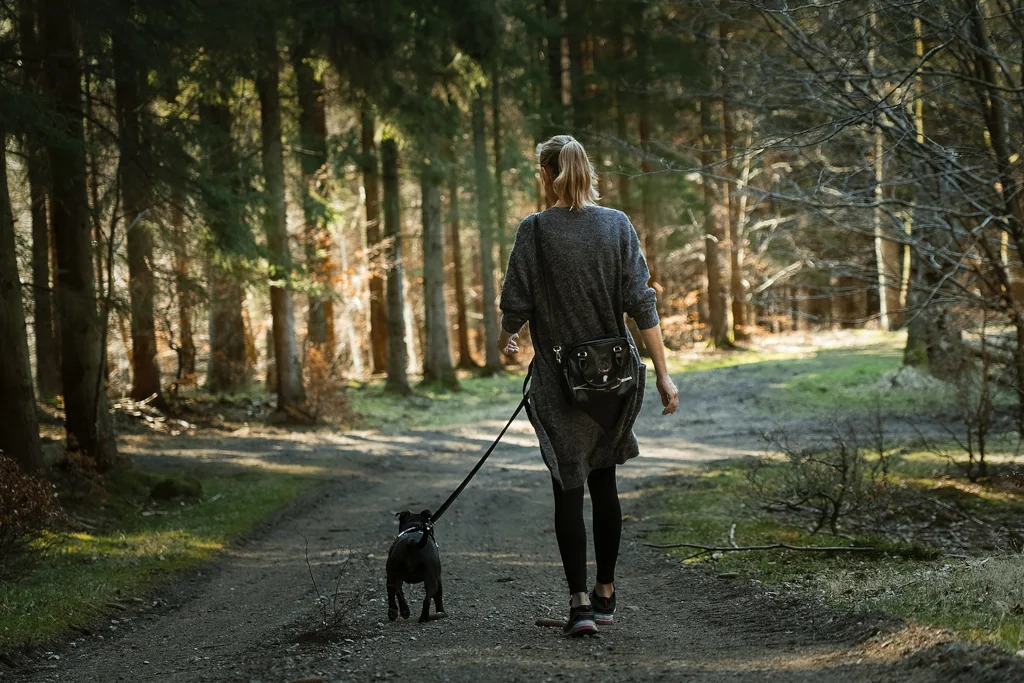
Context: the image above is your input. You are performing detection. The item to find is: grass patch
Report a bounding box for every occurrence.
[348,371,529,430]
[644,452,1024,651]
[0,468,315,649]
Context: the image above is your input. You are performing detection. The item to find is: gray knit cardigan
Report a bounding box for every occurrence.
[499,206,660,489]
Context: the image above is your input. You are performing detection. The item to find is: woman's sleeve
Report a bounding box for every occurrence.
[622,216,660,330]
[499,218,533,334]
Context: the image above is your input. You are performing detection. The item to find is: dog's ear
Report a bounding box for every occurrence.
[420,509,432,520]
[396,510,411,524]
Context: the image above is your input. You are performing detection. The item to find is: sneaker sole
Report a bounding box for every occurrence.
[594,614,614,625]
[565,619,598,637]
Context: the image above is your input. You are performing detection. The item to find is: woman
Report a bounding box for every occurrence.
[498,135,679,637]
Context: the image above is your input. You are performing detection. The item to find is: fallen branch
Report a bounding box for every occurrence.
[644,542,874,553]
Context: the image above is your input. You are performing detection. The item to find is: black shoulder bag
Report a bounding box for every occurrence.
[531,215,639,421]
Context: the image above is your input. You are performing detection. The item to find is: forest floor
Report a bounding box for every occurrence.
[5,330,1024,682]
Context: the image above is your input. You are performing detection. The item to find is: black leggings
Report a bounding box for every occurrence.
[551,465,621,595]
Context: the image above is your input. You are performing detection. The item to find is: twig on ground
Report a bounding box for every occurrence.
[927,495,991,529]
[644,542,874,553]
[728,523,738,548]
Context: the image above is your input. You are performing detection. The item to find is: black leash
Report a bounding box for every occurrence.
[430,367,532,524]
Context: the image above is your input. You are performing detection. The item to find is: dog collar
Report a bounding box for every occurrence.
[394,522,438,549]
[396,522,434,539]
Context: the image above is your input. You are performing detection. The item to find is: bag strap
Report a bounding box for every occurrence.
[531,215,556,339]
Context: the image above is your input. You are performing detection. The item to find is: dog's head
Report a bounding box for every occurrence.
[396,509,432,532]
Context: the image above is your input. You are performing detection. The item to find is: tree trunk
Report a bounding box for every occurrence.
[113,1,163,406]
[200,90,249,393]
[294,43,333,358]
[207,270,247,393]
[448,158,476,369]
[381,137,410,394]
[42,0,119,467]
[0,130,44,472]
[543,0,566,138]
[164,80,194,385]
[902,17,926,358]
[699,98,732,348]
[636,37,660,297]
[637,111,659,292]
[361,110,388,374]
[473,89,502,375]
[867,7,898,330]
[170,188,195,380]
[20,0,60,401]
[420,161,458,388]
[85,72,111,385]
[258,33,309,419]
[28,144,60,400]
[492,61,508,276]
[614,29,632,213]
[719,23,748,339]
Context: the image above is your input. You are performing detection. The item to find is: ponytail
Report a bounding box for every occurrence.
[536,135,600,210]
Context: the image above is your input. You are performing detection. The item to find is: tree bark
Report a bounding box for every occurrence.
[700,97,732,348]
[420,161,458,388]
[543,0,566,138]
[170,191,195,380]
[614,29,632,213]
[200,89,249,393]
[492,61,508,276]
[113,0,162,405]
[381,137,410,394]
[903,17,927,362]
[42,0,118,467]
[473,89,502,375]
[258,33,309,419]
[361,110,388,374]
[20,0,60,401]
[0,130,44,472]
[719,23,748,339]
[294,43,333,358]
[636,37,660,297]
[448,156,476,369]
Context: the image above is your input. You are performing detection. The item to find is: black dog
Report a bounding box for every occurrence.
[386,510,445,623]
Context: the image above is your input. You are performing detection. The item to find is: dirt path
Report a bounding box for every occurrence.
[8,342,1023,682]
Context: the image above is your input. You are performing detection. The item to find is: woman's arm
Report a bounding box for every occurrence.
[620,216,678,415]
[638,324,679,415]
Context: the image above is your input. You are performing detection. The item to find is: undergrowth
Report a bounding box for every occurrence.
[644,452,1024,651]
[0,467,315,649]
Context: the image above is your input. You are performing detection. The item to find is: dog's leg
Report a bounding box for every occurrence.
[434,577,445,616]
[419,591,432,623]
[387,581,399,622]
[419,577,438,623]
[397,584,410,619]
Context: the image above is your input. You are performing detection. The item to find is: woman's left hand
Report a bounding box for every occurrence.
[498,330,520,356]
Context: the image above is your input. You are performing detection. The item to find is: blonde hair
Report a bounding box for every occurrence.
[536,135,600,210]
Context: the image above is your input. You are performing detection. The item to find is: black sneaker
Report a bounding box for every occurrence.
[563,603,598,637]
[589,590,616,625]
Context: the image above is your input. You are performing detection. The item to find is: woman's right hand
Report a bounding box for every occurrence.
[656,374,679,416]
